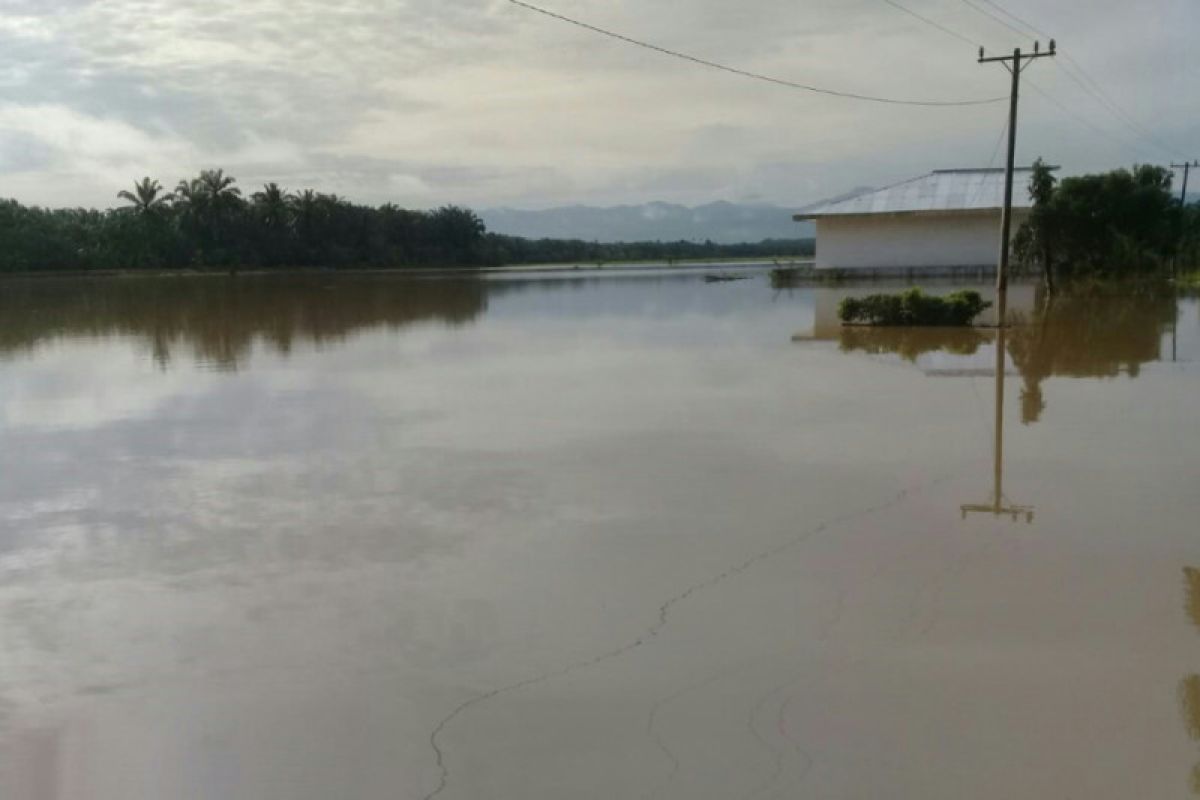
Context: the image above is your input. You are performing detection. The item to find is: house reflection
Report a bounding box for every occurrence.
[0,274,489,371]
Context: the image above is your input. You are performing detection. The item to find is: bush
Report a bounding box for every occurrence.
[837,288,991,326]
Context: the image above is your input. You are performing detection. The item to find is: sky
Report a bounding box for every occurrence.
[0,0,1196,211]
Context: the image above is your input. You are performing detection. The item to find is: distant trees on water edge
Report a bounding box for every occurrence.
[0,170,814,273]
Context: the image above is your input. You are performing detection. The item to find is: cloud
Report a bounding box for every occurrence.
[0,0,1196,209]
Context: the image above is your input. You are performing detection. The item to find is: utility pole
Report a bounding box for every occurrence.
[1172,160,1198,207]
[1170,161,1197,278]
[979,41,1056,327]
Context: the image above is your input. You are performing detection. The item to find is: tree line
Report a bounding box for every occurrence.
[1015,159,1200,291]
[0,170,813,273]
[487,234,813,266]
[0,171,490,272]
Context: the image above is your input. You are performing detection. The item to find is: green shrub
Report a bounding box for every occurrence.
[837,288,991,326]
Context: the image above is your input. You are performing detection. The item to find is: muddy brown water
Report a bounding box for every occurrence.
[1,272,1198,799]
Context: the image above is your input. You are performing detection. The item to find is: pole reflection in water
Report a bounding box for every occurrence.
[959,326,1034,523]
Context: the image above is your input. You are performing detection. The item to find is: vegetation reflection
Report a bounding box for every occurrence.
[838,326,989,362]
[1006,289,1177,423]
[1181,568,1200,794]
[0,276,487,371]
[835,288,1178,422]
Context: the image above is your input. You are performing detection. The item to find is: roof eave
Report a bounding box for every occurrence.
[794,206,1031,221]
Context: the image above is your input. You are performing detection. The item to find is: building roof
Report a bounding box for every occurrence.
[794,168,1038,220]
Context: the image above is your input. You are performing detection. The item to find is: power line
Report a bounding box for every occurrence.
[984,115,1008,167]
[872,0,1162,160]
[951,0,1189,159]
[953,0,1030,39]
[965,0,1151,136]
[967,114,1009,206]
[1053,60,1187,159]
[879,0,979,48]
[872,0,1131,154]
[973,0,1045,39]
[1024,77,1147,152]
[506,0,1006,107]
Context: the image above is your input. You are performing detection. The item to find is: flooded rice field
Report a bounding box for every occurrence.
[1,270,1198,799]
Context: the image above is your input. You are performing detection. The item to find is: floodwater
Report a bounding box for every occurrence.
[0,271,1198,799]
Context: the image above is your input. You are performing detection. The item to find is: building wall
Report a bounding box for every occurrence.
[814,210,1028,270]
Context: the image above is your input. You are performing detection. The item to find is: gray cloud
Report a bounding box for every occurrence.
[0,0,1195,210]
[0,129,54,174]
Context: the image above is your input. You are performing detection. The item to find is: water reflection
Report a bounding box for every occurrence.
[809,288,1180,422]
[797,289,1181,522]
[1007,290,1177,422]
[1183,569,1200,793]
[0,275,488,371]
[838,326,989,362]
[827,322,1034,521]
[959,327,1034,523]
[1184,568,1200,631]
[1,273,1198,798]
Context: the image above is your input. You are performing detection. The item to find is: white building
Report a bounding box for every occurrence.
[795,168,1036,273]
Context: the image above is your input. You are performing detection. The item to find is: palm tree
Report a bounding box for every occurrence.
[173,177,204,211]
[171,170,243,262]
[117,177,171,215]
[251,182,291,228]
[252,182,293,266]
[172,177,206,233]
[291,189,319,253]
[198,169,242,217]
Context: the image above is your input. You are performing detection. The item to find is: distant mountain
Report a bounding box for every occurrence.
[480,201,815,244]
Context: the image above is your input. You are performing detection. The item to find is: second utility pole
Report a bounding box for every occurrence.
[1172,160,1198,206]
[979,41,1056,326]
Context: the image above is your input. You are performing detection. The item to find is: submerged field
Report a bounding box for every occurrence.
[1,269,1198,799]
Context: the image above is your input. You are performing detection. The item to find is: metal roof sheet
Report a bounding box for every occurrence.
[795,168,1036,219]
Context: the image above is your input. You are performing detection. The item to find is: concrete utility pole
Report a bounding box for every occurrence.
[1172,160,1198,207]
[979,41,1056,327]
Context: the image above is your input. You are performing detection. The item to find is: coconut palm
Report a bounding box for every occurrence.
[117,177,171,215]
